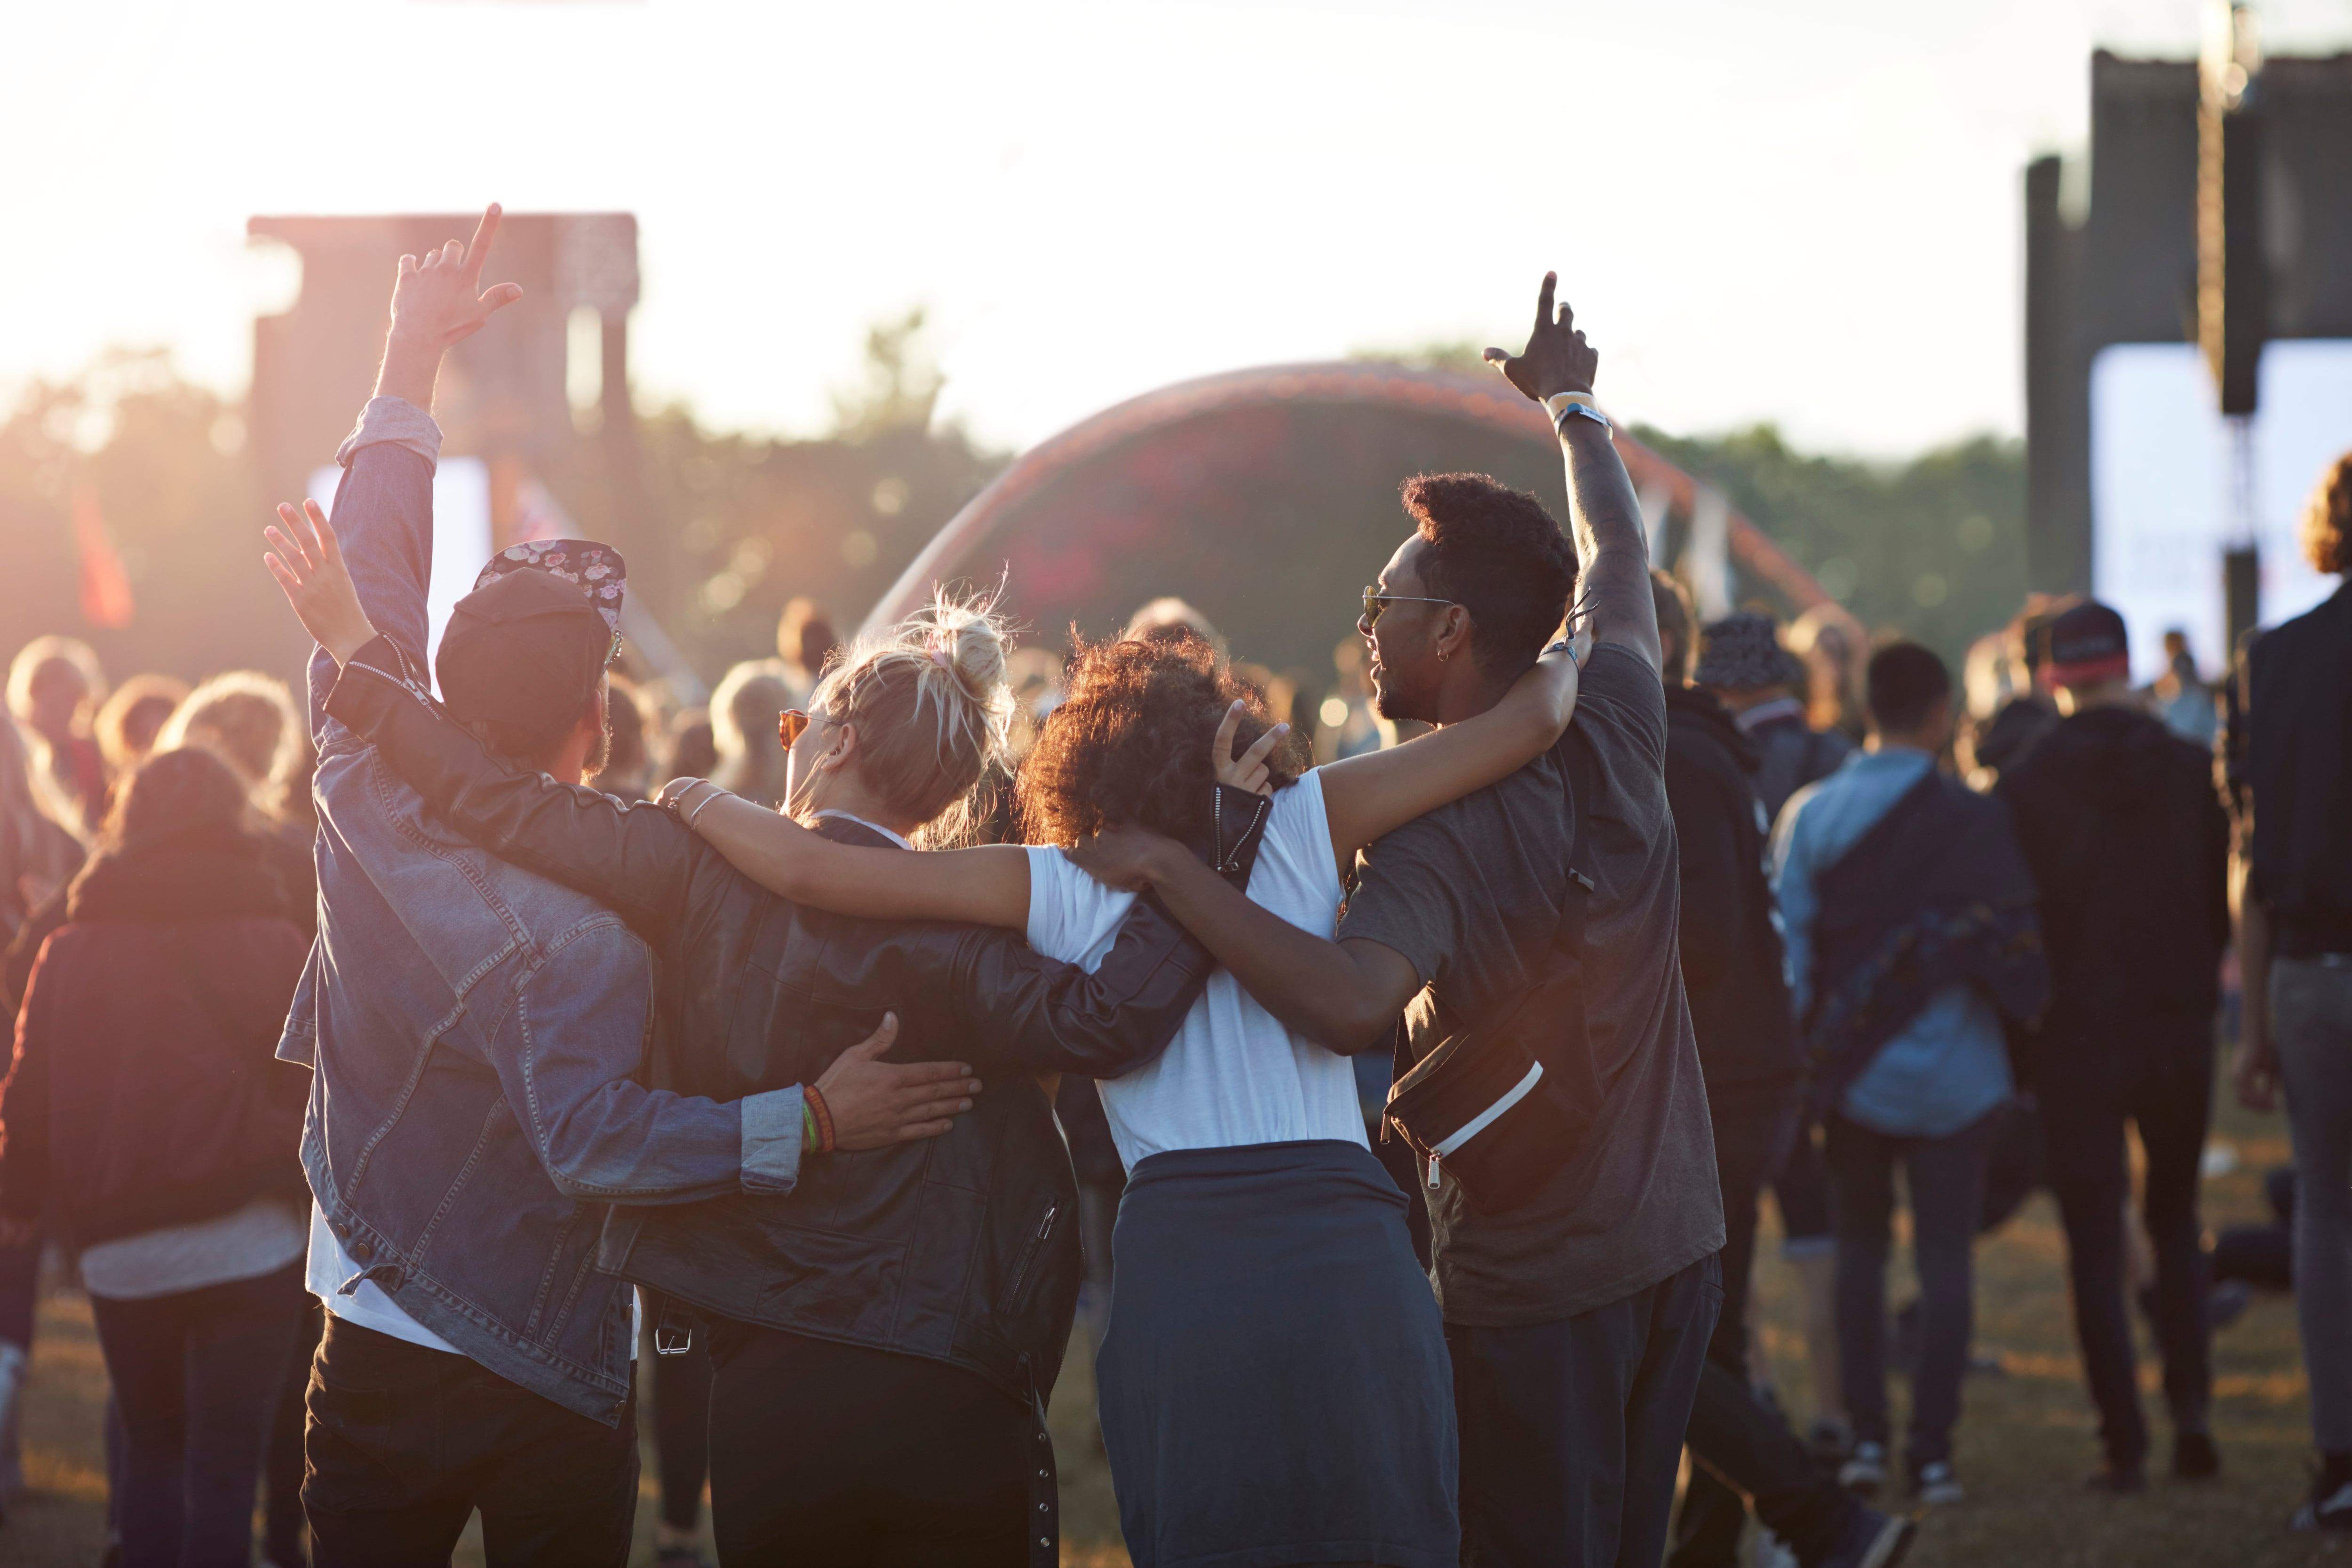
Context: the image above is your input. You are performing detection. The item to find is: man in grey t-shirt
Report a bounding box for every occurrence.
[1071,279,1728,1566]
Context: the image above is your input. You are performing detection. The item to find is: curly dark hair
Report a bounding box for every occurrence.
[1400,473,1578,674]
[1017,626,1308,848]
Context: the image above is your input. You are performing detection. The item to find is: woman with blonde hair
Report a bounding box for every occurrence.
[155,673,316,936]
[275,532,1264,1564]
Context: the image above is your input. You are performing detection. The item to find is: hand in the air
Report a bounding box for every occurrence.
[391,203,525,352]
[264,500,377,666]
[1212,700,1288,797]
[1484,272,1600,406]
[815,1013,984,1151]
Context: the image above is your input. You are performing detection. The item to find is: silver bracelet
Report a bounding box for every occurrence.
[685,785,728,830]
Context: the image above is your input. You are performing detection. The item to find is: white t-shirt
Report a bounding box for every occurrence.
[306,1203,639,1358]
[1024,771,1367,1169]
[79,1195,307,1302]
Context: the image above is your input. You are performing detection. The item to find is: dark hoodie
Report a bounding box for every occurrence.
[1995,704,2231,1093]
[1663,685,1798,1086]
[0,828,310,1244]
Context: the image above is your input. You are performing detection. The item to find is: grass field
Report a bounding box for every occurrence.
[0,1079,2344,1566]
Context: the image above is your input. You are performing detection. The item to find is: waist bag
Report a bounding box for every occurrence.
[1383,733,1599,1215]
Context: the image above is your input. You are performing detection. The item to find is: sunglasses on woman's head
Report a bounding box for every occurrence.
[1360,587,1458,629]
[778,709,810,748]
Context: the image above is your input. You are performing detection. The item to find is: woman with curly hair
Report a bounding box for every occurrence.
[669,620,1578,1568]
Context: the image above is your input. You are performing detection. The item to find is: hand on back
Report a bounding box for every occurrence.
[815,1012,984,1150]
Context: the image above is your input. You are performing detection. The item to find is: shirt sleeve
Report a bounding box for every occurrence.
[1335,812,1470,989]
[1023,846,1134,971]
[505,920,794,1203]
[308,397,442,746]
[1771,792,1821,1019]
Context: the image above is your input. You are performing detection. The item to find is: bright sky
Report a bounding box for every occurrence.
[6,0,2351,459]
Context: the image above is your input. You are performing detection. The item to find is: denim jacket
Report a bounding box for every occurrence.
[278,398,801,1424]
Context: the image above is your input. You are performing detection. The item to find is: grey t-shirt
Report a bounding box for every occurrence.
[1340,644,1725,1326]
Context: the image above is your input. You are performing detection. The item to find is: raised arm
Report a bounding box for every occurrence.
[1318,640,1577,876]
[1485,273,1661,673]
[288,205,524,743]
[670,783,1030,929]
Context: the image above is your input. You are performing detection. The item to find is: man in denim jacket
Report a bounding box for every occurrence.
[268,208,976,1565]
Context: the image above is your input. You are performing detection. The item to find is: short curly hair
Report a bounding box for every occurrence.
[2305,450,2352,577]
[1400,473,1578,673]
[1017,626,1307,848]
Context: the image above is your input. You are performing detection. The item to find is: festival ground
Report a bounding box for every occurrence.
[0,1074,2335,1568]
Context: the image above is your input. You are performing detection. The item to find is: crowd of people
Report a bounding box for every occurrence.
[0,205,2346,1568]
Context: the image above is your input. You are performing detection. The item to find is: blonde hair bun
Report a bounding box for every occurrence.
[810,588,1017,845]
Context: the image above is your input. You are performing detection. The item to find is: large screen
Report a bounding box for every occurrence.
[2090,342,2349,682]
[307,457,493,696]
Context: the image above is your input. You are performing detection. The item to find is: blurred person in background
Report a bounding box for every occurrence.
[8,635,111,828]
[1772,642,2048,1509]
[2152,629,2219,750]
[1123,596,1226,655]
[1967,600,2070,785]
[774,596,839,704]
[1653,576,1915,1568]
[1788,606,1863,742]
[590,674,658,802]
[95,676,191,779]
[2231,450,2352,1534]
[668,708,719,783]
[157,673,317,936]
[1319,636,1392,764]
[1696,613,1851,826]
[0,712,84,948]
[1,746,312,1568]
[1698,613,1851,1449]
[0,709,84,1521]
[708,659,794,807]
[1996,601,2230,1493]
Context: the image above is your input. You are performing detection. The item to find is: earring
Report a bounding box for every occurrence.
[1438,649,1449,663]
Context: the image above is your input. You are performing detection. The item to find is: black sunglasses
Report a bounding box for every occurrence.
[1360,587,1458,629]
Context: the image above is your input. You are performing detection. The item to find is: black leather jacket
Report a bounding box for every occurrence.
[324,643,1249,1405]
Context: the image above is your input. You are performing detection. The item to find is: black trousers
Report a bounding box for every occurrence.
[302,1317,637,1568]
[1674,1077,1859,1568]
[705,1322,1039,1567]
[89,1261,306,1568]
[643,1292,713,1533]
[2042,1038,2216,1467]
[1450,1254,1721,1568]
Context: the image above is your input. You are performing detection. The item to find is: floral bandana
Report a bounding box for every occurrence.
[472,540,627,632]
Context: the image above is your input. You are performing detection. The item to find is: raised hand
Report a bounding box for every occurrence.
[392,204,525,352]
[813,1013,983,1150]
[264,499,377,666]
[1212,700,1288,797]
[1483,271,1600,406]
[375,203,524,410]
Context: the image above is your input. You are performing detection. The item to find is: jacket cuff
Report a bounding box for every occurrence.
[740,1086,805,1194]
[323,636,431,732]
[336,397,443,471]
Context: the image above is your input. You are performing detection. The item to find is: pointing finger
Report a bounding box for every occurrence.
[463,203,503,283]
[1534,271,1556,339]
[1211,700,1243,772]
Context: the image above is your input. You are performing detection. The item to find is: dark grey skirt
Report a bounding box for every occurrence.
[1096,1139,1459,1568]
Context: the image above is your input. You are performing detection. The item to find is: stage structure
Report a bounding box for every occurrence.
[246,211,700,697]
[862,361,1847,681]
[2025,33,2352,674]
